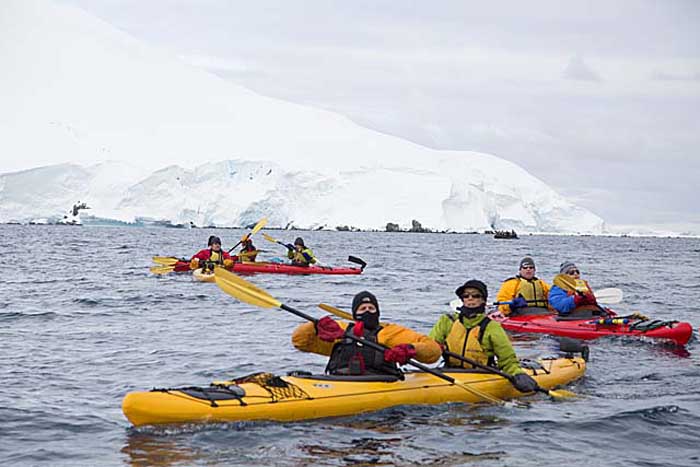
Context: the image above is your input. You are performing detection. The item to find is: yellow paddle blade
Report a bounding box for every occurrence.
[214,267,281,309]
[152,256,181,266]
[149,265,176,275]
[318,303,353,320]
[262,232,278,244]
[547,388,578,399]
[250,217,268,235]
[318,303,390,326]
[241,217,268,241]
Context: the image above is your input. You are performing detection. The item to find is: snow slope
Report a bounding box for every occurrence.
[0,0,605,233]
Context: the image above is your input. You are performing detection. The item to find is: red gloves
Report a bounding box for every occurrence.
[352,321,364,337]
[316,317,345,342]
[383,344,416,365]
[573,292,596,306]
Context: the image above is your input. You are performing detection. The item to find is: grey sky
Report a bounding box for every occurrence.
[58,0,700,226]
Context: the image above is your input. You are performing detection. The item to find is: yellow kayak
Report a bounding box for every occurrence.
[192,268,216,282]
[122,357,585,426]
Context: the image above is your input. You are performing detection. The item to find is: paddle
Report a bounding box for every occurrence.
[489,287,624,308]
[347,255,367,270]
[262,232,293,250]
[228,217,268,253]
[152,256,187,266]
[318,304,575,400]
[263,234,366,270]
[591,288,623,304]
[150,264,178,275]
[213,268,510,406]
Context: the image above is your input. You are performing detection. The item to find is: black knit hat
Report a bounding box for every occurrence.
[351,291,380,317]
[519,256,535,269]
[455,280,488,301]
[294,237,305,247]
[208,235,222,246]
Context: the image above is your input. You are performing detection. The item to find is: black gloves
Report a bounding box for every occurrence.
[512,373,539,393]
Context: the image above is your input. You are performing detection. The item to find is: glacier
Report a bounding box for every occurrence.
[0,0,604,233]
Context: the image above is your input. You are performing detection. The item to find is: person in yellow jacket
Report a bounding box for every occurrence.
[429,280,538,393]
[495,256,551,316]
[292,291,441,376]
[286,237,317,267]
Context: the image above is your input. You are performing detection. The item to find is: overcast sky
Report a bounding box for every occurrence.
[58,0,700,227]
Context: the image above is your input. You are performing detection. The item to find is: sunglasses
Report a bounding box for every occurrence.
[461,293,483,299]
[566,269,580,275]
[520,265,535,270]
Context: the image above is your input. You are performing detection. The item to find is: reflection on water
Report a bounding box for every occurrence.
[122,432,201,467]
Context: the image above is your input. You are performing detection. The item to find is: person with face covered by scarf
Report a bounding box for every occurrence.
[429,280,538,392]
[291,291,441,376]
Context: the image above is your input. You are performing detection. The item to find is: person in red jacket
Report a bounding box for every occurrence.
[190,235,235,270]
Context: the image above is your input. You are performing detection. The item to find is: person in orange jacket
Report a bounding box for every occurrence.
[189,235,235,270]
[292,291,441,376]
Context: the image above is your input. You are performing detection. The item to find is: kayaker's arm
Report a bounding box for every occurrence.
[495,279,519,315]
[291,320,349,356]
[427,314,453,344]
[302,250,317,264]
[379,324,442,364]
[483,323,524,376]
[548,285,576,314]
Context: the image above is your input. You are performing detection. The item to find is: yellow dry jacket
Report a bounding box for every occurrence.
[497,276,550,315]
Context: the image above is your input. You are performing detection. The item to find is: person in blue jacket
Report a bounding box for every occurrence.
[548,261,599,316]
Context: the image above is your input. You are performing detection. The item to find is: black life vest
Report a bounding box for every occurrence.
[325,324,400,376]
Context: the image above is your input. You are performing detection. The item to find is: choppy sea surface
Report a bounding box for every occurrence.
[1,225,698,467]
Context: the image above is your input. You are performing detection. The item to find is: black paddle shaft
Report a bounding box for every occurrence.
[280,304,457,384]
[443,350,553,395]
[442,350,514,382]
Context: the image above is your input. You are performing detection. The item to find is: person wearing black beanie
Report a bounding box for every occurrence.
[291,291,442,376]
[283,236,318,267]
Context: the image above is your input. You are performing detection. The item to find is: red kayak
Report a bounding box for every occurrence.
[170,259,364,275]
[231,262,362,275]
[489,309,693,346]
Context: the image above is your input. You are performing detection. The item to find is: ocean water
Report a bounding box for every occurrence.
[1,225,698,467]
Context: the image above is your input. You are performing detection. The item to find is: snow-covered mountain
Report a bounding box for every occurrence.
[0,0,605,233]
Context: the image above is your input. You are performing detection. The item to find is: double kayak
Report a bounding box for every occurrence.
[166,259,363,276]
[490,309,693,346]
[122,357,585,426]
[231,262,363,275]
[190,262,363,280]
